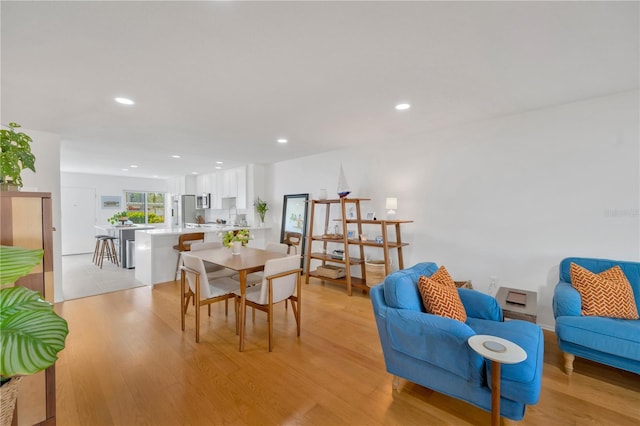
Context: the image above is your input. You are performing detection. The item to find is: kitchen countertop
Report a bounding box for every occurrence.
[96,224,156,231]
[139,225,269,236]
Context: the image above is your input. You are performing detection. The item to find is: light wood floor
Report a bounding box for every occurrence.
[54,279,640,425]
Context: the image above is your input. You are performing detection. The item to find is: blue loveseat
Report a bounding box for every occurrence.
[370,262,544,421]
[552,257,640,375]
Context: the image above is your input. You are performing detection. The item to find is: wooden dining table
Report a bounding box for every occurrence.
[188,245,288,351]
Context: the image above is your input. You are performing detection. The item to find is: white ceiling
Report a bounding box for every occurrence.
[1,1,638,179]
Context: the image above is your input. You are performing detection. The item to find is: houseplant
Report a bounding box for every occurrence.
[0,122,36,190]
[254,197,268,224]
[0,245,69,425]
[107,211,129,225]
[222,229,250,247]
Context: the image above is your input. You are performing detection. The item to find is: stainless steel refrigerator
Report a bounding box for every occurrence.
[171,195,203,227]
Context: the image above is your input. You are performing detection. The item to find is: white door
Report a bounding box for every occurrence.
[61,187,96,255]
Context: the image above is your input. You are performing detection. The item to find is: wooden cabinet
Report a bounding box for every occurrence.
[0,191,56,426]
[304,198,411,295]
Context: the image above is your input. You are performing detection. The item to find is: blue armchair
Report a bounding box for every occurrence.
[553,257,640,375]
[370,262,544,421]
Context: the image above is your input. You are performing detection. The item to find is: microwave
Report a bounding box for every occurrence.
[196,194,210,209]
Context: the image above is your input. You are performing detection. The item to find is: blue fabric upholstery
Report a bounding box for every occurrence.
[371,263,544,421]
[553,257,640,374]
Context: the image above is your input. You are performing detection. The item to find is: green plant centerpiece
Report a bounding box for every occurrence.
[222,228,250,248]
[254,197,268,223]
[0,122,36,190]
[107,211,129,225]
[0,245,69,424]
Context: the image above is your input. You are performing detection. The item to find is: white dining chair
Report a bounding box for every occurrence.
[180,252,239,343]
[234,255,302,351]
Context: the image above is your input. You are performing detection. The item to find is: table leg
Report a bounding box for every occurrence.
[491,360,501,426]
[238,270,247,352]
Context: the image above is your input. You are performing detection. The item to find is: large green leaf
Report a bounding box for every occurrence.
[0,287,69,377]
[0,245,44,286]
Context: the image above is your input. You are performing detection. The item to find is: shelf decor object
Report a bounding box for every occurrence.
[304,197,412,296]
[337,164,351,198]
[386,197,397,219]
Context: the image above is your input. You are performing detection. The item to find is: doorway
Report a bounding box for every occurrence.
[61,186,96,255]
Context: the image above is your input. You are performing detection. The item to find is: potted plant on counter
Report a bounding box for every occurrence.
[254,197,268,226]
[0,245,69,426]
[107,211,129,225]
[222,229,250,255]
[0,122,36,191]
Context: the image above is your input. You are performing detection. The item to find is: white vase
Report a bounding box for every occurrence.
[231,241,242,255]
[318,188,328,200]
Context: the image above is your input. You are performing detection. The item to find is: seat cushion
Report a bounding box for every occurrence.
[555,315,640,362]
[468,318,544,404]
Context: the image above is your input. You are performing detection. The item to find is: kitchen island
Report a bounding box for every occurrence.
[95,224,155,268]
[134,226,270,285]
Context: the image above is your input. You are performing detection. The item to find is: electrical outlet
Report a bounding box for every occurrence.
[488,276,498,296]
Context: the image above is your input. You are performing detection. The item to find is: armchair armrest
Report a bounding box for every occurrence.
[553,281,581,318]
[458,288,503,321]
[386,308,484,383]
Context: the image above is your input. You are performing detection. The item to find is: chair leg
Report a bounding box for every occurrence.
[109,239,119,267]
[98,239,106,269]
[175,252,182,281]
[268,302,274,352]
[92,238,101,264]
[290,297,300,336]
[180,271,186,331]
[195,277,201,343]
[235,296,240,335]
[563,352,575,375]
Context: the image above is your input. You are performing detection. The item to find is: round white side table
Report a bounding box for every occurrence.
[468,335,527,426]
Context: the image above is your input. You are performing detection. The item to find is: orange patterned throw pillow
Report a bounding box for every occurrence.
[569,263,639,319]
[418,266,467,322]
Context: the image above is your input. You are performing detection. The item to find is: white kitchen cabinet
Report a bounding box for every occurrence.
[222,169,237,198]
[236,166,247,209]
[195,173,211,195]
[204,166,246,210]
[209,173,220,208]
[167,175,186,195]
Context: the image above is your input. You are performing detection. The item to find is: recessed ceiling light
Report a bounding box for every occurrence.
[277,138,288,144]
[115,97,135,105]
[192,172,198,175]
[215,166,222,170]
[216,161,223,164]
[172,155,181,159]
[152,175,159,178]
[130,164,138,168]
[395,103,411,111]
[122,168,129,171]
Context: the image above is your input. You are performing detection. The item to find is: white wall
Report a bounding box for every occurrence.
[60,171,168,244]
[19,128,64,302]
[267,90,640,330]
